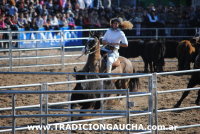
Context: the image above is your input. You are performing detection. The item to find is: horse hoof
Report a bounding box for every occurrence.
[195,101,200,105]
[173,104,180,108]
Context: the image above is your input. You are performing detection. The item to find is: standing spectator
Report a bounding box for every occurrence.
[35,0,43,15]
[93,0,103,9]
[46,0,54,15]
[84,0,93,8]
[77,0,85,10]
[8,3,18,16]
[103,0,111,9]
[165,6,177,36]
[41,4,49,16]
[145,7,159,36]
[132,7,143,36]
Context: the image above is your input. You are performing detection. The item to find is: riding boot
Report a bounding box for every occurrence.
[106,65,112,73]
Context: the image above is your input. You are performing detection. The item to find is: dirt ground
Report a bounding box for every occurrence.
[0,49,200,134]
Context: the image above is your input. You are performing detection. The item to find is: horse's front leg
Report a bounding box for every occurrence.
[195,89,200,105]
[174,91,190,108]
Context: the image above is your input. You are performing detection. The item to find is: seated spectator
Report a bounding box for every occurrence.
[17,13,28,28]
[89,10,101,28]
[75,13,84,26]
[43,18,52,30]
[58,14,68,27]
[66,11,76,29]
[50,14,59,28]
[0,13,7,30]
[36,14,44,28]
[30,17,39,30]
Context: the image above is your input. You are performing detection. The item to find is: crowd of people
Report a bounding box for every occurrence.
[0,0,200,36]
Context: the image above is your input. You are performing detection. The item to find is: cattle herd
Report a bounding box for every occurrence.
[119,37,200,72]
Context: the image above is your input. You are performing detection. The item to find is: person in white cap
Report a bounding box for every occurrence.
[102,17,133,73]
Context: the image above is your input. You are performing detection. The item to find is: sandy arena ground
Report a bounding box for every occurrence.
[0,49,200,134]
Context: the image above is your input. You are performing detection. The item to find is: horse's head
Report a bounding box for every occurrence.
[84,36,100,55]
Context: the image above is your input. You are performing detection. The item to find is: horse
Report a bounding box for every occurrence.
[70,32,139,115]
[82,32,139,91]
[174,53,200,108]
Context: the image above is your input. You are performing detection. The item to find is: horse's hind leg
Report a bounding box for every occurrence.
[195,89,200,105]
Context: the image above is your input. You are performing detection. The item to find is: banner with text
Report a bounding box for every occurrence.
[18,26,82,48]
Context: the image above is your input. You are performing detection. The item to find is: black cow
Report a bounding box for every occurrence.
[141,39,166,72]
[164,39,179,58]
[119,39,144,58]
[71,71,116,113]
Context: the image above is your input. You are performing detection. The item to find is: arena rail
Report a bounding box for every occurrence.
[0,73,153,134]
[0,27,199,71]
[1,69,200,133]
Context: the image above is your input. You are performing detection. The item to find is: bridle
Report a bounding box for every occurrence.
[85,38,100,55]
[76,37,102,59]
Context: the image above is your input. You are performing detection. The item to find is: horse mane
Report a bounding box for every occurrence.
[179,40,195,54]
[82,37,101,73]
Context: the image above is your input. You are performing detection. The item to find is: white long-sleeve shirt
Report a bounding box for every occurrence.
[102,28,128,49]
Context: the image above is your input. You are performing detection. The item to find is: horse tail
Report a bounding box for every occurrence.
[129,77,140,92]
[129,68,140,92]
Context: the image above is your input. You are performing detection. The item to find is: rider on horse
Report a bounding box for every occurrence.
[101,17,133,73]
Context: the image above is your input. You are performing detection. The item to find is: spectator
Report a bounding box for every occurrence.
[36,14,44,28]
[8,3,18,16]
[30,17,39,30]
[46,0,54,15]
[165,6,177,36]
[0,13,7,30]
[43,18,52,30]
[103,0,111,9]
[75,13,84,26]
[50,14,59,27]
[66,11,76,29]
[41,4,49,16]
[17,13,27,28]
[89,9,101,28]
[77,0,85,10]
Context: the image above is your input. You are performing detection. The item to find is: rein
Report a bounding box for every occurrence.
[77,39,102,59]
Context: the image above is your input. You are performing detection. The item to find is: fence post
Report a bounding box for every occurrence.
[152,73,158,134]
[148,75,153,133]
[155,28,158,40]
[12,94,16,134]
[40,83,48,134]
[100,80,104,134]
[126,88,130,134]
[9,31,13,71]
[61,30,65,69]
[67,75,71,134]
